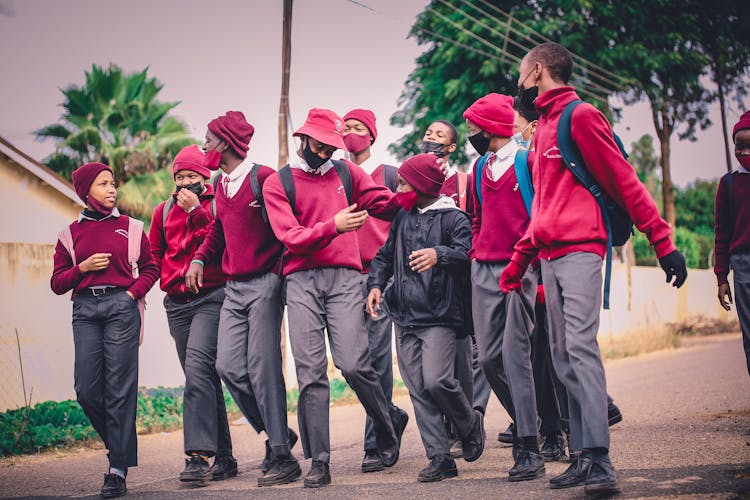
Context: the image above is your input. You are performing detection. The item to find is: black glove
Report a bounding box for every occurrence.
[658,250,687,288]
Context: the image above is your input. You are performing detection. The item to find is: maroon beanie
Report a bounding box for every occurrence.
[733,110,750,142]
[463,93,515,137]
[207,111,255,158]
[172,145,209,178]
[71,162,113,203]
[398,153,445,198]
[343,109,377,144]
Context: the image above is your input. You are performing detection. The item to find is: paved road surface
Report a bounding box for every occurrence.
[1,333,748,498]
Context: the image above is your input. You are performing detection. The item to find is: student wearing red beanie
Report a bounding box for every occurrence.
[341,108,409,473]
[715,110,750,376]
[185,112,300,487]
[366,153,484,483]
[51,162,158,498]
[148,145,235,483]
[263,107,405,487]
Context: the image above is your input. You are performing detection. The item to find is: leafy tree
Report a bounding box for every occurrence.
[35,64,196,183]
[674,179,717,235]
[628,134,661,210]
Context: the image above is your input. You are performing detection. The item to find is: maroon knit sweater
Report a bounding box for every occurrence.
[714,172,750,284]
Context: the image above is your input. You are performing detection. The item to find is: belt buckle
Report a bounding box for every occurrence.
[90,287,107,297]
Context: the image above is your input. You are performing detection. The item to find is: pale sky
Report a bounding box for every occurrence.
[0,0,741,187]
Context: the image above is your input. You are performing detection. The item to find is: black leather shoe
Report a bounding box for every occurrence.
[261,428,299,474]
[508,448,545,482]
[584,455,619,495]
[417,455,458,483]
[361,450,385,473]
[379,408,409,467]
[498,422,515,444]
[540,433,567,462]
[304,460,331,488]
[549,453,585,489]
[258,456,302,487]
[209,455,238,481]
[180,454,211,482]
[100,473,126,498]
[461,409,485,462]
[608,401,623,427]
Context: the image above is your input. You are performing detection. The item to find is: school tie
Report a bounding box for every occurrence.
[222,175,230,198]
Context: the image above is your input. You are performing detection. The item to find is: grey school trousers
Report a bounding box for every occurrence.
[359,274,398,453]
[216,274,291,458]
[72,290,140,469]
[286,267,397,463]
[730,253,750,376]
[164,286,232,457]
[472,260,538,438]
[396,325,475,459]
[541,252,609,451]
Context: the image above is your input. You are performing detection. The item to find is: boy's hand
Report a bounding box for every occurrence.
[185,262,204,294]
[718,283,732,311]
[335,203,368,233]
[78,253,112,273]
[409,248,438,273]
[176,189,200,212]
[499,260,524,293]
[658,250,687,288]
[366,288,382,318]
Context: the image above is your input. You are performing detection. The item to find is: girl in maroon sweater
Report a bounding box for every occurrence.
[715,111,750,376]
[51,162,158,498]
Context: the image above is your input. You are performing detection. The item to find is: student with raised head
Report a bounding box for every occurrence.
[185,111,300,487]
[51,162,159,498]
[262,108,407,488]
[341,108,409,474]
[501,42,687,495]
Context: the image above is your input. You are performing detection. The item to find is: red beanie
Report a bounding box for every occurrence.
[71,162,113,203]
[733,110,750,143]
[207,111,255,158]
[463,93,515,137]
[343,109,377,144]
[172,145,209,178]
[398,153,445,198]
[294,108,346,149]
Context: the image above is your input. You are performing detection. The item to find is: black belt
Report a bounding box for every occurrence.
[85,286,127,297]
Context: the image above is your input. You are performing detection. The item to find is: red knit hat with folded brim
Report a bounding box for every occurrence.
[71,162,113,203]
[293,108,346,150]
[463,93,515,138]
[207,111,255,158]
[343,108,377,144]
[398,153,445,198]
[733,110,750,143]
[172,145,209,178]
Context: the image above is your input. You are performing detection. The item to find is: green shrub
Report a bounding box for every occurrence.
[674,227,701,268]
[631,230,657,266]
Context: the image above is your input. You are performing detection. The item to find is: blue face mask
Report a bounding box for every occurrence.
[512,133,529,149]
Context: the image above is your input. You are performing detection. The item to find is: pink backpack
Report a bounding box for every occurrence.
[57,217,146,345]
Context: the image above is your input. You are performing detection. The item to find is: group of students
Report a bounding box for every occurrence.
[53,40,750,499]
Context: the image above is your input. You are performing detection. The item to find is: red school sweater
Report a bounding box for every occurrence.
[513,86,675,263]
[358,164,394,272]
[193,165,282,280]
[51,214,159,300]
[149,184,226,298]
[262,160,400,276]
[714,171,750,284]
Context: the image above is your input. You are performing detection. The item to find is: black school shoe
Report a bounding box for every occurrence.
[549,452,585,489]
[461,409,486,462]
[361,450,385,473]
[100,473,126,498]
[258,456,302,487]
[303,460,331,488]
[261,428,299,474]
[417,455,458,483]
[498,422,515,444]
[180,454,211,482]
[583,455,619,495]
[540,433,567,462]
[209,455,238,481]
[508,448,545,482]
[379,407,409,467]
[608,401,623,427]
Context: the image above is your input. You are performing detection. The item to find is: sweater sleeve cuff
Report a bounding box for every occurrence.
[716,273,729,286]
[652,237,677,259]
[510,252,532,270]
[325,218,340,238]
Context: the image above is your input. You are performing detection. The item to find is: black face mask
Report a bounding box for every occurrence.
[468,131,491,156]
[419,140,448,158]
[302,140,328,170]
[176,182,204,197]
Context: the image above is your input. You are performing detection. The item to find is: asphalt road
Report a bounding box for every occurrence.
[1,333,748,499]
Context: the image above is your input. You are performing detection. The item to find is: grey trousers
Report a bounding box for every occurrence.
[541,252,609,451]
[72,290,140,469]
[164,287,232,457]
[472,260,538,438]
[286,267,396,463]
[359,274,398,452]
[471,337,492,412]
[730,253,750,376]
[216,274,291,458]
[396,326,475,459]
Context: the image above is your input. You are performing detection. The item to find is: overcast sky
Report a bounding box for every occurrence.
[0,0,742,187]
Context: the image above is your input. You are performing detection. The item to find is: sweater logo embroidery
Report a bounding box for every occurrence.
[249,200,261,208]
[337,185,345,195]
[543,146,562,159]
[114,228,129,239]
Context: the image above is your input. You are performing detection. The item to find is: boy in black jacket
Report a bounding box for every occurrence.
[366,153,485,483]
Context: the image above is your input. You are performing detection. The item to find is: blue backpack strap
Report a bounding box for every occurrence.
[558,99,615,309]
[513,149,534,217]
[473,153,492,206]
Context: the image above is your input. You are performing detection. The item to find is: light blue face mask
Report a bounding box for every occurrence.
[512,132,529,149]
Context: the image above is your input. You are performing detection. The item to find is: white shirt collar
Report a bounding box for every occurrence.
[78,207,121,222]
[417,195,459,213]
[486,140,519,182]
[222,159,253,182]
[292,154,334,176]
[738,164,749,174]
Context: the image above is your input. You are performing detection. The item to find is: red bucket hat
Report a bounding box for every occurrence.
[172,145,209,178]
[398,153,445,198]
[294,108,346,150]
[463,93,515,138]
[343,109,377,144]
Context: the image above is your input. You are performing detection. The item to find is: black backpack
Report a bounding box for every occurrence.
[278,160,354,212]
[382,164,398,193]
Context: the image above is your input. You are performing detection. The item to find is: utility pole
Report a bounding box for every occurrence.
[278,0,293,168]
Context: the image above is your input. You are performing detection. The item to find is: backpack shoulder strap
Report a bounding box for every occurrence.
[557,100,597,191]
[332,160,354,206]
[57,225,76,265]
[473,153,492,206]
[248,163,269,225]
[127,217,144,279]
[456,172,468,211]
[162,198,175,234]
[513,149,534,217]
[724,171,735,233]
[382,164,398,192]
[278,165,296,213]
